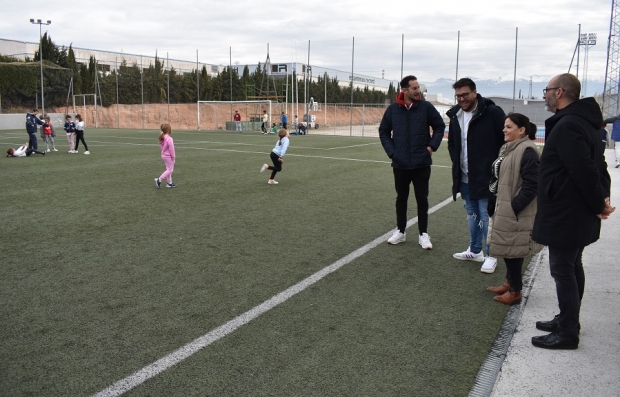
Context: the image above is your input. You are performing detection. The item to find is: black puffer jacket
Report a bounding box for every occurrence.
[379,92,446,170]
[532,97,610,248]
[446,95,506,200]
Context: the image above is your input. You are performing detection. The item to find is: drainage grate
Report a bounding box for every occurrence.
[469,248,547,397]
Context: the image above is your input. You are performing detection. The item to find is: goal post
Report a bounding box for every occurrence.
[197,100,272,131]
[72,94,100,128]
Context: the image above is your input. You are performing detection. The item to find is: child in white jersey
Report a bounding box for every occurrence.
[260,129,290,184]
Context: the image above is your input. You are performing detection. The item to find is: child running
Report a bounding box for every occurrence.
[155,123,176,188]
[42,116,58,152]
[260,128,290,185]
[64,115,76,153]
[73,114,90,155]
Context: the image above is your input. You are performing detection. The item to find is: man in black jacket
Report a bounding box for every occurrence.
[25,108,45,151]
[531,73,614,350]
[447,78,505,273]
[379,75,445,250]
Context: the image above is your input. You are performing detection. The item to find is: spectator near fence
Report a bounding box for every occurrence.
[234,110,242,133]
[603,113,620,168]
[281,112,288,129]
[261,110,268,134]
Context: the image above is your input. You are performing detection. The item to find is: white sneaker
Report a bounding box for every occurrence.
[268,180,278,184]
[52,148,58,152]
[84,151,90,155]
[46,149,50,152]
[260,163,268,173]
[418,233,433,249]
[387,230,406,245]
[480,256,498,273]
[453,247,485,262]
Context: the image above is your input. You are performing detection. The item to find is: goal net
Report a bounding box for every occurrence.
[197,100,275,132]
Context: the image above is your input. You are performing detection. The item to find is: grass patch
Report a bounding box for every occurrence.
[1,128,510,396]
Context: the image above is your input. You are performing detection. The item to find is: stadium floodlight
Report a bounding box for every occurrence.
[30,18,51,116]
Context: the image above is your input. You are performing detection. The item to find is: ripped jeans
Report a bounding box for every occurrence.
[460,182,489,255]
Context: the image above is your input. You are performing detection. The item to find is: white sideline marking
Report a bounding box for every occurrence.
[82,140,452,168]
[97,135,380,151]
[92,195,455,397]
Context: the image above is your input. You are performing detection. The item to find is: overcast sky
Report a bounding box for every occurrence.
[0,0,613,84]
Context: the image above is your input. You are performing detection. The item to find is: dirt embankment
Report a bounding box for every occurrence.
[46,103,389,131]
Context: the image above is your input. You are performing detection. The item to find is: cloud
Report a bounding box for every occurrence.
[1,0,612,83]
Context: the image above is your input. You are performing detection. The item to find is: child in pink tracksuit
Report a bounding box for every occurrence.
[155,123,176,188]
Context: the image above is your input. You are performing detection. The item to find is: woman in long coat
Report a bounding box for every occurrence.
[487,113,540,305]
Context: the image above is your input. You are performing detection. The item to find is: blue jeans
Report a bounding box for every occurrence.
[460,182,489,254]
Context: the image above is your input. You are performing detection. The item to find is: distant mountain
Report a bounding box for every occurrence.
[425,76,606,99]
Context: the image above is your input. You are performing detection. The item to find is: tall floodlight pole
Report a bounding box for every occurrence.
[400,34,404,81]
[350,36,354,137]
[455,31,460,84]
[167,52,170,123]
[30,18,51,115]
[579,33,597,97]
[602,0,620,118]
[512,27,518,112]
[576,24,581,78]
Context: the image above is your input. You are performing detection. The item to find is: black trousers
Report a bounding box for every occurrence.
[548,245,585,338]
[504,257,524,292]
[74,131,89,151]
[267,151,282,179]
[393,166,431,235]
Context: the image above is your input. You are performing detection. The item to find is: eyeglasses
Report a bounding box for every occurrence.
[455,92,473,100]
[543,87,561,95]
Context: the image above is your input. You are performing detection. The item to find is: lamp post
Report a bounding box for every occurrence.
[30,18,51,116]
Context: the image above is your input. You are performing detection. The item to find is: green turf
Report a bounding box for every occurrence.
[1,128,511,396]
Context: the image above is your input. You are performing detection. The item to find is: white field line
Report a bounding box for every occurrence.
[91,195,455,397]
[0,138,451,168]
[69,140,452,168]
[90,135,381,151]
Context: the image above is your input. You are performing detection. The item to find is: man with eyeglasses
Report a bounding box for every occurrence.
[379,75,445,250]
[531,73,614,350]
[447,78,506,273]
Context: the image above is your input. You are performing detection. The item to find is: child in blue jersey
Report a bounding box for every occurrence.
[64,115,76,153]
[260,129,290,184]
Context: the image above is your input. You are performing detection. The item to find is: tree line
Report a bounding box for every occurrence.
[0,34,398,111]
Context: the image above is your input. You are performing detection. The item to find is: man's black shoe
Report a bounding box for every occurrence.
[536,314,580,334]
[531,332,579,350]
[536,314,559,332]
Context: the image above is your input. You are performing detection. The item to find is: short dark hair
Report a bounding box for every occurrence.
[400,75,417,89]
[453,78,476,91]
[506,113,537,140]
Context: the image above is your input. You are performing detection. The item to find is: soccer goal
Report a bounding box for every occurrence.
[197,100,272,132]
[73,94,101,127]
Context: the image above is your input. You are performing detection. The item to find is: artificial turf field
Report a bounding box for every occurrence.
[1,127,515,396]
